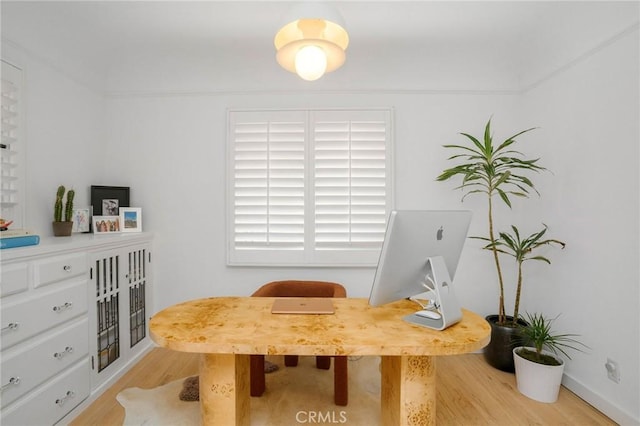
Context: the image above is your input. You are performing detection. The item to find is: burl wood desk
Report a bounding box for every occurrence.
[149,297,490,426]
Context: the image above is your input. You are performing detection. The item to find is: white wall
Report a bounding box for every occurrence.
[520,28,639,424]
[1,42,106,235]
[103,91,519,313]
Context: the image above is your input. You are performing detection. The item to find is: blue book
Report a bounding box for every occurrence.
[0,234,40,249]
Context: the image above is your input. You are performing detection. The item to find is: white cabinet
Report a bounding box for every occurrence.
[1,280,89,349]
[88,242,152,389]
[2,362,91,426]
[0,262,29,297]
[1,252,89,426]
[1,318,89,408]
[34,252,87,288]
[0,233,153,426]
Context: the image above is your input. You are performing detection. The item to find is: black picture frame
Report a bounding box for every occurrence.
[91,185,130,216]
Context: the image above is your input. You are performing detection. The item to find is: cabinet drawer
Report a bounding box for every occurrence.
[0,262,29,298]
[1,281,88,349]
[34,253,87,288]
[1,360,90,426]
[1,318,89,408]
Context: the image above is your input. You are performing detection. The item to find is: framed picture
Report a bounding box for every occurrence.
[120,207,142,233]
[92,216,121,234]
[91,185,130,216]
[71,207,92,233]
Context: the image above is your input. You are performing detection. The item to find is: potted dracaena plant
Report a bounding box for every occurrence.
[479,223,565,371]
[437,118,554,371]
[479,224,565,325]
[513,312,587,403]
[52,185,75,236]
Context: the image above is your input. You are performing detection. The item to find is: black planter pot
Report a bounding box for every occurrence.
[483,314,528,373]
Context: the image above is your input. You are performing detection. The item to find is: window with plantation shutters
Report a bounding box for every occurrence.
[228,109,393,266]
[230,111,307,255]
[1,60,25,229]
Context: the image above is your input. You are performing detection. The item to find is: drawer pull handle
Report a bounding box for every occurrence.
[54,346,74,359]
[53,302,73,312]
[1,322,19,332]
[63,265,72,272]
[1,377,21,391]
[55,390,75,406]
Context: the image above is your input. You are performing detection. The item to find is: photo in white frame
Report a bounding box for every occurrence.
[72,207,91,233]
[92,216,120,234]
[120,207,142,233]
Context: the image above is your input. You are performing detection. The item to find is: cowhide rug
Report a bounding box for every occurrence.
[116,356,381,425]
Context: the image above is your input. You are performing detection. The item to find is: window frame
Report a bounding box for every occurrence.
[1,59,26,230]
[226,107,394,267]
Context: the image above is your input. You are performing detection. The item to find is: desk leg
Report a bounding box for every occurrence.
[380,355,436,426]
[200,353,250,426]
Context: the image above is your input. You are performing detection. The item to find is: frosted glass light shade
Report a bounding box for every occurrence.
[295,45,327,81]
[274,3,349,80]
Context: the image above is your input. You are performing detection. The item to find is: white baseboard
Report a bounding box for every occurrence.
[58,341,155,425]
[562,373,639,426]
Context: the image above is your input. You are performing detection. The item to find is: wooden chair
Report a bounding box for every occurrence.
[249,280,349,406]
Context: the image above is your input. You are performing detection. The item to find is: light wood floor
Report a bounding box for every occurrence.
[70,348,614,425]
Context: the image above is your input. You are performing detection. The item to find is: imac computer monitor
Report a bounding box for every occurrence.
[368,210,472,308]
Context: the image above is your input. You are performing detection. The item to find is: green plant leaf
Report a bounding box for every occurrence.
[493,171,511,188]
[528,255,551,264]
[497,189,512,207]
[460,132,486,154]
[483,119,493,155]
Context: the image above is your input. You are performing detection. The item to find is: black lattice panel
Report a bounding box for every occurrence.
[95,255,120,372]
[128,249,147,348]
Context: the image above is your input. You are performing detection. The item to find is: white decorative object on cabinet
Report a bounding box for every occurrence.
[0,233,153,426]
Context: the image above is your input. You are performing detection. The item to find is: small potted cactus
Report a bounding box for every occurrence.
[52,185,75,236]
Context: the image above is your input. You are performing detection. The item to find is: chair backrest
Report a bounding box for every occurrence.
[251,280,347,298]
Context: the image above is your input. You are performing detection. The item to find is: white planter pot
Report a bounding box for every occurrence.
[513,346,565,403]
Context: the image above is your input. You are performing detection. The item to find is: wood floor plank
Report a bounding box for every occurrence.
[69,348,199,426]
[69,348,614,425]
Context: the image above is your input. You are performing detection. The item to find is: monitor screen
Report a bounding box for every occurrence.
[368,210,472,307]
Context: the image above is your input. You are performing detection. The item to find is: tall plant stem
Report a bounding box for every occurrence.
[513,262,523,326]
[488,195,506,324]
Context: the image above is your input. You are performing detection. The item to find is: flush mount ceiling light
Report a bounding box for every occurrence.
[274,2,349,81]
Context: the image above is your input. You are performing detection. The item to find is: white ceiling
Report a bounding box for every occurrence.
[2,1,548,47]
[2,1,638,92]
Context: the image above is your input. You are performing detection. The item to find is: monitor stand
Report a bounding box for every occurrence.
[404,256,463,331]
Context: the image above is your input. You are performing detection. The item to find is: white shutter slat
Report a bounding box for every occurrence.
[312,112,390,252]
[230,112,306,252]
